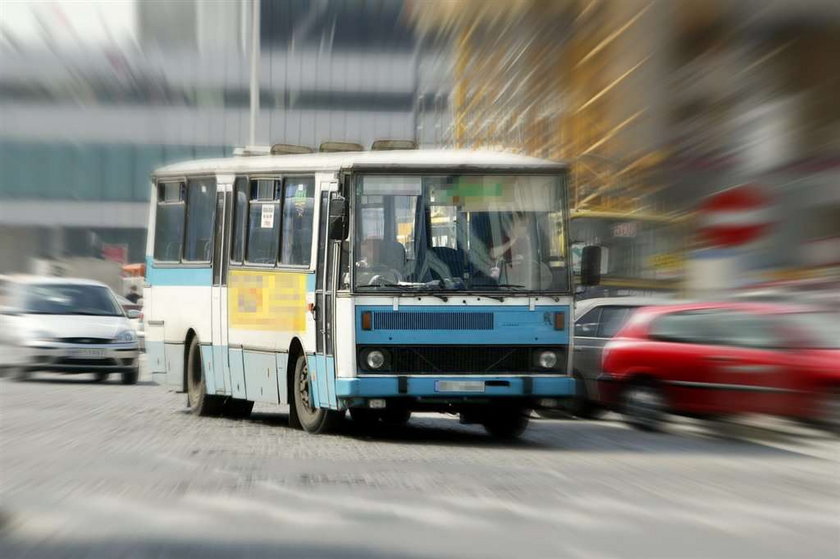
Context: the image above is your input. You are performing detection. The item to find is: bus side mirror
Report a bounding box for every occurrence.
[328,197,349,240]
[580,245,601,287]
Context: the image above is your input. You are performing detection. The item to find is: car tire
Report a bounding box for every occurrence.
[121,367,139,385]
[224,398,254,419]
[93,372,109,383]
[622,380,666,432]
[292,354,343,434]
[481,404,530,440]
[570,370,603,419]
[186,337,224,416]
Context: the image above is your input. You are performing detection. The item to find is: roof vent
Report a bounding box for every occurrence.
[270,143,314,155]
[233,145,271,156]
[371,139,417,151]
[319,141,364,153]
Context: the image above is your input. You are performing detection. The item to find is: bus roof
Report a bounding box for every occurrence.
[153,149,568,178]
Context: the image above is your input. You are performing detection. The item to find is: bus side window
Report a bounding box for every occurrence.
[183,178,217,263]
[246,179,281,265]
[280,177,315,266]
[230,177,248,264]
[153,181,185,262]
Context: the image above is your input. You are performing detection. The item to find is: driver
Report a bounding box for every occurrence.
[356,237,406,285]
[488,214,552,289]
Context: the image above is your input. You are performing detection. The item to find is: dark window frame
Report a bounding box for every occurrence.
[182,177,218,264]
[648,310,720,345]
[152,179,187,264]
[244,176,283,268]
[278,175,317,269]
[596,305,633,339]
[574,307,602,337]
[229,176,250,266]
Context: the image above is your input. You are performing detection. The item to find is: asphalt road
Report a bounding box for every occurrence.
[1,363,838,558]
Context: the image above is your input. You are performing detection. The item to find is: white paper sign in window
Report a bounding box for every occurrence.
[261,204,275,228]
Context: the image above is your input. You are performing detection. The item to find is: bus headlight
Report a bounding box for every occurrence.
[536,350,558,370]
[365,350,386,370]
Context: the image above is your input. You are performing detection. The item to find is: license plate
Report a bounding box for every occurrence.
[435,380,485,393]
[68,348,106,359]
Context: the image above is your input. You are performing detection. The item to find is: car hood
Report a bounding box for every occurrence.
[22,314,131,340]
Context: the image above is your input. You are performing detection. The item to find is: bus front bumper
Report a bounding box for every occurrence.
[335,375,574,400]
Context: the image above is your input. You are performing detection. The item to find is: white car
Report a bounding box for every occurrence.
[0,276,140,383]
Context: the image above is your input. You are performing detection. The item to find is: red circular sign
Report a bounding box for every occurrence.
[698,184,772,247]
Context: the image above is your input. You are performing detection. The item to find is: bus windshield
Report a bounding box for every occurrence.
[353,174,569,293]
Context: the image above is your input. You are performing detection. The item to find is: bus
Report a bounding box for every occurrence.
[144,148,597,438]
[570,210,686,300]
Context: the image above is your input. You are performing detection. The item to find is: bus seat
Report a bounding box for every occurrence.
[429,246,464,280]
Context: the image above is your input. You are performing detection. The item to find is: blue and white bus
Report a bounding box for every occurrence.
[144,148,597,438]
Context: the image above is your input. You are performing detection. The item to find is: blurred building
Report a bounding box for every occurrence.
[0,0,449,274]
[411,0,840,292]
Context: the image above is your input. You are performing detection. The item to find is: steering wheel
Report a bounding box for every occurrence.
[366,265,403,286]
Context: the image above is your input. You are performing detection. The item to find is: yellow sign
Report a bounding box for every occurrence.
[228,270,308,331]
[648,253,683,271]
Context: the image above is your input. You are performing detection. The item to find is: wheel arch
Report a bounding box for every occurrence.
[286,337,306,404]
[183,328,198,392]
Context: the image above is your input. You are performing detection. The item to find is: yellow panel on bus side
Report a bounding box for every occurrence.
[228,269,309,332]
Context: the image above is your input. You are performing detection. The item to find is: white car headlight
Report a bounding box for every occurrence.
[114,330,137,343]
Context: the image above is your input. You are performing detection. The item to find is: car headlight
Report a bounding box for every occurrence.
[114,330,137,343]
[536,350,559,369]
[364,349,387,370]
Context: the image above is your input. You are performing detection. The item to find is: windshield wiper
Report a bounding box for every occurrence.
[358,282,449,302]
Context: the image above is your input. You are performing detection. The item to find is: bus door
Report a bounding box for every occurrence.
[313,187,340,409]
[210,186,231,395]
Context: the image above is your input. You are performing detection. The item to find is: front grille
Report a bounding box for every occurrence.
[59,337,112,345]
[55,358,117,367]
[373,312,493,330]
[359,346,558,374]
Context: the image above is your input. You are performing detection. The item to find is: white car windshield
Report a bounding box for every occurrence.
[18,284,124,317]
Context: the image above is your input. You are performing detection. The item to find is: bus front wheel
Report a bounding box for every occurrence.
[186,337,224,416]
[481,404,530,440]
[292,354,343,434]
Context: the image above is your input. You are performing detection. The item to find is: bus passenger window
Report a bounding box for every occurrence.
[280,177,315,266]
[246,179,281,265]
[183,178,217,262]
[230,178,248,264]
[153,182,185,262]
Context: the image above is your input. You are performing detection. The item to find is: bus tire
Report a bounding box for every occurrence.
[224,398,254,419]
[349,408,381,428]
[186,337,224,416]
[381,407,411,426]
[292,354,343,434]
[481,404,529,440]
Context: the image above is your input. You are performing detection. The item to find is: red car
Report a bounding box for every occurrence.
[598,302,840,432]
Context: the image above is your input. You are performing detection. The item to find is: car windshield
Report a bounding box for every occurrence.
[353,174,569,293]
[782,311,840,349]
[19,284,124,316]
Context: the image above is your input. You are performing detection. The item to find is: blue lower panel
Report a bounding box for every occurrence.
[200,345,217,394]
[146,341,166,373]
[229,348,247,398]
[335,376,575,398]
[243,351,280,404]
[306,355,338,410]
